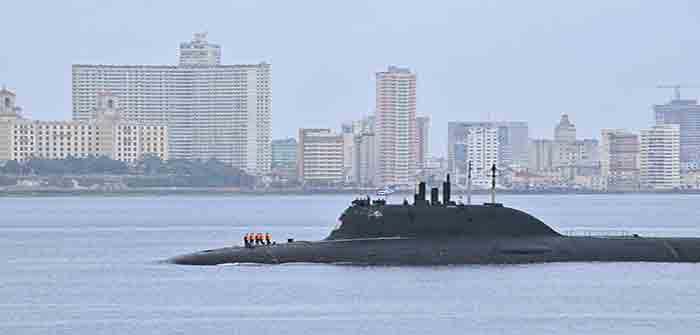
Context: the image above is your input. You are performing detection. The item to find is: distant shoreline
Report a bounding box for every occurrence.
[1,188,697,197]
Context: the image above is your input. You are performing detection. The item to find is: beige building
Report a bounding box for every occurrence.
[0,89,167,164]
[551,115,599,168]
[415,116,430,169]
[298,128,344,184]
[640,124,680,190]
[601,129,639,191]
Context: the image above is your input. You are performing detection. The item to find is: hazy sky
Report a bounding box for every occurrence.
[2,0,700,156]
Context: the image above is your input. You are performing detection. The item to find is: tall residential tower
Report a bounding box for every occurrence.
[375,66,417,186]
[71,33,271,175]
[653,97,700,163]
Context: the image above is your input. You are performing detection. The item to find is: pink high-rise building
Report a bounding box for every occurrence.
[375,66,417,186]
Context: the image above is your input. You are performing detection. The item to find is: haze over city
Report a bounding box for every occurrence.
[3,0,700,156]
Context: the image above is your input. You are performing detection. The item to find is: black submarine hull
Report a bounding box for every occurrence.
[170,236,700,265]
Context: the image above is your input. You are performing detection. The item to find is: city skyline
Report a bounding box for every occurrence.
[3,1,700,158]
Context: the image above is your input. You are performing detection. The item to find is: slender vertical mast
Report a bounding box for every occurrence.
[490,164,496,204]
[467,160,472,205]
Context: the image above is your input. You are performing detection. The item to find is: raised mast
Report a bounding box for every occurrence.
[490,164,496,204]
[467,160,472,205]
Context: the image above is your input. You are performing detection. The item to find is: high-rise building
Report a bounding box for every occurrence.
[351,115,375,134]
[554,114,576,143]
[528,139,553,171]
[271,138,297,178]
[448,125,499,186]
[415,116,430,169]
[298,128,344,184]
[550,115,599,168]
[654,98,700,163]
[71,33,271,175]
[178,32,221,66]
[341,126,355,183]
[640,124,680,190]
[448,121,529,174]
[0,90,168,163]
[375,66,417,186]
[353,131,377,186]
[601,129,639,191]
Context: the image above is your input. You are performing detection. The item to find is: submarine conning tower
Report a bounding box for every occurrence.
[328,174,562,240]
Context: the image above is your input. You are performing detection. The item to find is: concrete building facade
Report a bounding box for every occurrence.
[415,116,430,170]
[554,114,576,143]
[0,90,168,164]
[353,131,377,186]
[601,129,639,191]
[654,98,700,163]
[449,125,499,186]
[178,32,221,66]
[550,114,599,168]
[271,138,297,178]
[640,124,680,190]
[528,139,553,172]
[375,66,417,186]
[448,121,528,175]
[298,128,344,184]
[71,33,271,175]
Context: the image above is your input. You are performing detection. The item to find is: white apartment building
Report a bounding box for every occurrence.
[464,126,499,177]
[640,124,680,190]
[0,89,167,163]
[298,128,344,184]
[71,33,271,175]
[375,66,417,186]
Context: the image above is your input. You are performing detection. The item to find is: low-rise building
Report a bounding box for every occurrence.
[0,89,168,164]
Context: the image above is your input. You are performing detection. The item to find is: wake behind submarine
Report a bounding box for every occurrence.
[170,166,700,266]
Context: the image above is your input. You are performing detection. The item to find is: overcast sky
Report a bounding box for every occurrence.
[1,0,699,156]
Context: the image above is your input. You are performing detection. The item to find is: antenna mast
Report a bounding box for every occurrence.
[490,164,497,204]
[467,160,472,205]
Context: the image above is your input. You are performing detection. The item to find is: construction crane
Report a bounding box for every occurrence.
[656,84,698,100]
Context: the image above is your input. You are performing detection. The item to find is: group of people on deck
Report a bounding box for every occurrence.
[244,233,272,248]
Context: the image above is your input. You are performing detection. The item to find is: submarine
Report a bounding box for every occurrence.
[170,166,700,266]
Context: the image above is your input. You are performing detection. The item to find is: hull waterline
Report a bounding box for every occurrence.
[170,236,700,266]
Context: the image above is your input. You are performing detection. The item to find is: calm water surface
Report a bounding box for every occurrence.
[1,194,700,334]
